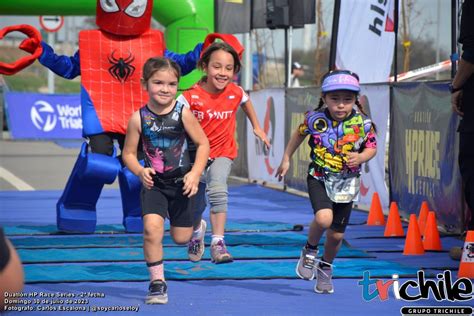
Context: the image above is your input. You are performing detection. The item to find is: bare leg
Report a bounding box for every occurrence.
[307,208,333,246]
[322,229,344,263]
[210,211,227,236]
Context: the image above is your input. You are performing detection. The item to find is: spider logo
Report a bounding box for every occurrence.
[108,50,135,83]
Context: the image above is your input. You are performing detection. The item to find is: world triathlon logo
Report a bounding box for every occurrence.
[30,100,57,132]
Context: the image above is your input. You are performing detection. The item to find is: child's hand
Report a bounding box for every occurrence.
[183,171,200,197]
[346,152,364,168]
[254,128,271,151]
[275,160,290,181]
[139,168,155,190]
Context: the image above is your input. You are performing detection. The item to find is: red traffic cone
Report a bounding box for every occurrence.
[423,211,442,251]
[384,202,404,237]
[403,214,425,255]
[418,201,429,236]
[367,192,385,226]
[458,230,474,278]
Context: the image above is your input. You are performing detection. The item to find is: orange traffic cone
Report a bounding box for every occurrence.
[367,192,385,226]
[422,211,442,251]
[403,214,425,255]
[458,230,474,278]
[384,202,404,237]
[418,201,429,236]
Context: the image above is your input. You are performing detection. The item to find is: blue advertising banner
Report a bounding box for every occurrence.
[389,82,462,233]
[5,92,82,139]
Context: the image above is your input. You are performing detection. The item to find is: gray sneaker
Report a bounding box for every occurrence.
[146,280,168,304]
[295,246,319,280]
[188,220,207,262]
[210,240,233,264]
[314,264,334,294]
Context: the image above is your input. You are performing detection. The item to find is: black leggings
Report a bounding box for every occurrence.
[459,132,474,230]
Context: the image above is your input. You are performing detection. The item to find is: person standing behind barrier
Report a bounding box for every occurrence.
[122,57,209,304]
[178,41,270,264]
[276,70,377,294]
[290,62,305,87]
[451,0,474,236]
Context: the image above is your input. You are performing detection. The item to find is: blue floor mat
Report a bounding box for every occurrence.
[10,232,311,249]
[23,259,421,283]
[17,244,372,263]
[4,221,301,236]
[346,236,463,252]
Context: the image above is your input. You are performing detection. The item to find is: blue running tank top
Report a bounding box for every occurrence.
[140,102,190,179]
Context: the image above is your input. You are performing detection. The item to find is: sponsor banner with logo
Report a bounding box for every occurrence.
[336,0,395,83]
[358,85,390,210]
[390,82,462,232]
[284,87,321,192]
[5,92,82,139]
[231,108,249,178]
[247,89,285,188]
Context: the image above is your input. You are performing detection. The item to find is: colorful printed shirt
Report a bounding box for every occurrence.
[140,102,190,179]
[298,108,377,177]
[178,82,248,160]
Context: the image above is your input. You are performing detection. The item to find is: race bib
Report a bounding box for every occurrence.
[323,172,360,203]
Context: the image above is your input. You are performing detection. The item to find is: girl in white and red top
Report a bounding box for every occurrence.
[178,40,270,264]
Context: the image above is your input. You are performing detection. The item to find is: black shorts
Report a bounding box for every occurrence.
[307,175,353,233]
[141,179,192,227]
[0,227,10,272]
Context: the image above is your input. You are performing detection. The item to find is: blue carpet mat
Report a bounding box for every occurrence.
[17,244,372,263]
[4,221,301,236]
[23,259,421,283]
[10,232,311,249]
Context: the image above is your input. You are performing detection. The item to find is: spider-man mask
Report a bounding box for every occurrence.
[96,0,153,36]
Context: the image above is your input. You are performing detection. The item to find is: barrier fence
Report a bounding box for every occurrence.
[3,81,463,232]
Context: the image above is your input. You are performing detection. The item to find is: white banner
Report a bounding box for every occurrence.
[336,0,395,83]
[357,84,390,210]
[247,89,285,188]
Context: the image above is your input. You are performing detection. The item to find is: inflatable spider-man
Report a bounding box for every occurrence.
[0,0,206,233]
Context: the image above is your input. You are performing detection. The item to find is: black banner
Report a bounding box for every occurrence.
[389,82,462,232]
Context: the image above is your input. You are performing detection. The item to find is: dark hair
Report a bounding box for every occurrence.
[142,57,181,82]
[198,42,241,74]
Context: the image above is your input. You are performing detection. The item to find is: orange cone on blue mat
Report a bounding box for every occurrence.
[418,201,429,236]
[403,214,425,255]
[384,202,404,237]
[367,192,385,226]
[422,211,442,251]
[458,230,474,278]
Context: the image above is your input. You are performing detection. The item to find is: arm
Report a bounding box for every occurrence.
[275,129,307,181]
[241,100,271,148]
[164,43,203,76]
[452,0,474,116]
[346,148,377,169]
[122,111,155,189]
[38,41,81,79]
[451,58,474,116]
[0,232,24,310]
[182,107,210,197]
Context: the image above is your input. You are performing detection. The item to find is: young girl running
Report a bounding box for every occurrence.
[177,41,270,264]
[122,57,209,304]
[276,70,377,294]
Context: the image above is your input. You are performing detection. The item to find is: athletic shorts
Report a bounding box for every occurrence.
[141,178,193,227]
[307,175,353,233]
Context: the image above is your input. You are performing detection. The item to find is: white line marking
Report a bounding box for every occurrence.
[0,166,35,191]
